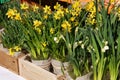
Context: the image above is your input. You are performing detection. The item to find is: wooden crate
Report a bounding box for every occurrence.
[0,47,24,74]
[19,55,57,80]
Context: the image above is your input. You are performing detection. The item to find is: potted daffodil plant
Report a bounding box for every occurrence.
[20,2,52,71]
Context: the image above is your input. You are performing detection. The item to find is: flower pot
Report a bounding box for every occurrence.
[65,71,92,80]
[51,59,69,75]
[75,72,92,80]
[65,71,74,80]
[32,59,51,71]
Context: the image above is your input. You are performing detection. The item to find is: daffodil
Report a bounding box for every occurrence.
[43,15,48,19]
[54,2,61,10]
[70,17,75,21]
[54,37,59,43]
[81,44,85,49]
[54,9,64,20]
[32,4,39,12]
[118,7,120,20]
[33,20,42,28]
[42,42,47,47]
[64,8,69,13]
[85,1,95,12]
[20,2,29,10]
[50,28,54,34]
[14,13,21,20]
[54,13,60,20]
[43,5,51,15]
[70,10,78,16]
[102,45,109,52]
[9,48,14,56]
[34,28,41,33]
[14,46,21,52]
[61,20,71,32]
[6,8,16,19]
[74,21,79,26]
[72,1,81,9]
[110,0,116,3]
[85,3,96,25]
[86,15,96,25]
[70,1,81,17]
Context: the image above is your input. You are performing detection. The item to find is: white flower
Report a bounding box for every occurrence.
[81,44,84,49]
[115,46,117,49]
[102,45,109,53]
[95,27,98,30]
[73,42,78,49]
[75,27,79,33]
[104,46,109,50]
[78,41,82,44]
[90,65,93,69]
[105,41,108,45]
[54,37,59,43]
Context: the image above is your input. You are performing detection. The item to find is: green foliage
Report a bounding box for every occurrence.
[2,20,25,48]
[87,0,120,80]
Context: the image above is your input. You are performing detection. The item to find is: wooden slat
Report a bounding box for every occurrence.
[19,55,57,80]
[0,47,24,74]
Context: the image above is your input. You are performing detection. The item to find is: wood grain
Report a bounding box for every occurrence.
[19,55,57,80]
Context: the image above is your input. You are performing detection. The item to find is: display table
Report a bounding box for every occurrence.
[0,66,25,80]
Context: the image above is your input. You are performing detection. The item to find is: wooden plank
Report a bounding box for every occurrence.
[19,55,57,80]
[0,47,24,74]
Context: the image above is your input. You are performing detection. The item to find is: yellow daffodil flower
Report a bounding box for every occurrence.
[64,8,69,13]
[86,14,96,25]
[118,8,120,20]
[70,10,79,17]
[14,46,21,52]
[42,42,47,47]
[110,0,116,3]
[85,1,95,12]
[9,48,14,56]
[61,20,71,32]
[75,21,79,26]
[32,5,39,12]
[54,13,59,20]
[34,28,41,33]
[43,15,48,19]
[69,1,82,17]
[50,28,54,34]
[20,2,29,10]
[70,17,75,21]
[54,9,64,20]
[54,2,61,10]
[72,1,81,9]
[43,5,51,15]
[85,1,96,25]
[33,20,42,27]
[6,8,16,19]
[14,13,21,20]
